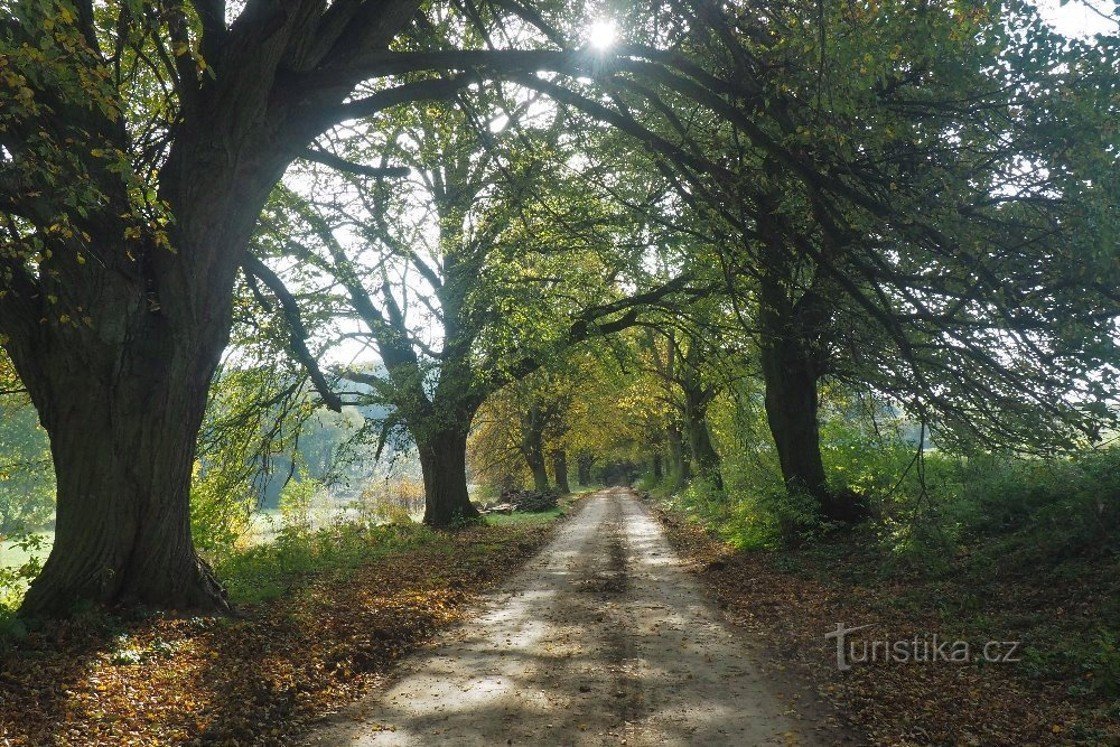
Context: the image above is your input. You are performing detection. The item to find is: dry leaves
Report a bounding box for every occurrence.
[654,507,1120,747]
[0,524,555,746]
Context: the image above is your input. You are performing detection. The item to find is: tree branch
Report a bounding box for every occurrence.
[301,148,410,178]
[241,254,343,412]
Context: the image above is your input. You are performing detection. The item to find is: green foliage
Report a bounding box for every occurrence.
[1083,629,1120,698]
[486,507,564,526]
[190,359,318,555]
[679,381,814,549]
[189,460,254,558]
[278,477,322,537]
[0,401,54,535]
[0,531,47,637]
[942,449,1120,553]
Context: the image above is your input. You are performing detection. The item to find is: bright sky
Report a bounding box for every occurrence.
[1031,0,1115,37]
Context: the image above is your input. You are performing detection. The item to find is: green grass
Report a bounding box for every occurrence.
[486,507,565,526]
[217,522,448,605]
[219,502,574,605]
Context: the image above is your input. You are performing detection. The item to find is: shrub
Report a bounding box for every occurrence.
[278,477,322,535]
[190,460,254,557]
[352,477,424,527]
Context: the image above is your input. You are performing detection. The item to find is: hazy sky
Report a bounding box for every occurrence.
[1034,0,1116,37]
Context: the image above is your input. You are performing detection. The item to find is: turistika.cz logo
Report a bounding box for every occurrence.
[824,623,1021,671]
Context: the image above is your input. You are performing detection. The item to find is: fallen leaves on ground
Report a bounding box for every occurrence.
[653,506,1120,747]
[0,522,557,746]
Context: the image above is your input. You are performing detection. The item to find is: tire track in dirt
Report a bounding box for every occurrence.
[300,488,838,746]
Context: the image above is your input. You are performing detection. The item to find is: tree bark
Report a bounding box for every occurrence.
[416,427,480,527]
[551,449,570,494]
[15,274,233,616]
[759,337,828,496]
[520,404,550,492]
[652,452,664,481]
[756,211,866,524]
[667,425,690,491]
[576,452,594,487]
[528,457,550,492]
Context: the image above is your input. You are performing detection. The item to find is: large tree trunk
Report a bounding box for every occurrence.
[520,403,550,492]
[756,215,865,524]
[551,449,570,494]
[528,457,550,492]
[759,335,864,522]
[759,338,828,496]
[15,277,233,616]
[416,427,480,527]
[667,425,690,491]
[576,452,594,487]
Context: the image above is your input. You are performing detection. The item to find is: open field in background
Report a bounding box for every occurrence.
[0,483,488,572]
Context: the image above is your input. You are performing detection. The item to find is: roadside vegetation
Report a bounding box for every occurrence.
[646,431,1120,745]
[0,0,1117,744]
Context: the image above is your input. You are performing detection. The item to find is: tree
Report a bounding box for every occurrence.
[0,0,639,615]
[640,327,728,490]
[508,0,1119,520]
[253,84,698,525]
[472,368,576,493]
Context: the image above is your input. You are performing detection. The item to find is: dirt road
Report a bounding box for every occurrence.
[302,488,835,746]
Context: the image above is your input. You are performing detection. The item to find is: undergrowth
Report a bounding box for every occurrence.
[653,444,1120,724]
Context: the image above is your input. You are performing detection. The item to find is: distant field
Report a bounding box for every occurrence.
[0,531,54,571]
[1,494,503,572]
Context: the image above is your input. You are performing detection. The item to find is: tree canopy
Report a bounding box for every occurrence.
[0,0,1116,619]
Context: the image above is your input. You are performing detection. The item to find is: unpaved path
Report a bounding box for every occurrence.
[302,488,836,746]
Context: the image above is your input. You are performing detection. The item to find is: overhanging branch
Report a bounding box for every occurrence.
[242,253,343,412]
[301,148,410,178]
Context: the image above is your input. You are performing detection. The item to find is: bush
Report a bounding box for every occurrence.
[351,477,423,527]
[190,460,254,557]
[0,401,55,537]
[937,449,1120,554]
[217,521,440,604]
[0,531,47,624]
[278,477,321,535]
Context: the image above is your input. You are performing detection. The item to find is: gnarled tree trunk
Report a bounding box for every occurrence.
[416,426,480,527]
[18,337,229,615]
[13,227,242,615]
[551,449,570,494]
[576,452,594,487]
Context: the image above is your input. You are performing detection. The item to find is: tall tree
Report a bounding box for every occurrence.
[508,0,1120,518]
[253,87,697,524]
[0,0,633,614]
